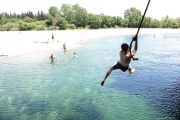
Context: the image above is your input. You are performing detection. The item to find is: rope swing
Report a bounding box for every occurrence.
[130,0,151,54]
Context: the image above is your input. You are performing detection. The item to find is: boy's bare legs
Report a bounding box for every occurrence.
[101,68,112,86]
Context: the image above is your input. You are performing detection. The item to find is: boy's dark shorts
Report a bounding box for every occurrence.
[112,62,128,72]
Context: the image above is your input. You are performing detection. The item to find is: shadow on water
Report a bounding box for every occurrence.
[0,94,103,120]
[0,93,48,120]
[109,72,180,120]
[158,78,180,120]
[25,100,48,115]
[62,97,103,120]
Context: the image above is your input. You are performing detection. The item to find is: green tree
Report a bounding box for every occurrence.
[36,10,47,20]
[169,18,178,28]
[26,11,35,18]
[0,13,8,25]
[124,7,142,27]
[88,13,102,29]
[161,16,179,28]
[101,15,117,28]
[72,4,88,27]
[116,16,123,27]
[60,4,75,24]
[142,17,152,28]
[121,18,129,27]
[60,4,89,28]
[176,17,180,27]
[48,6,59,17]
[23,16,36,23]
[150,19,160,28]
[161,15,170,28]
[47,6,61,26]
[57,17,69,30]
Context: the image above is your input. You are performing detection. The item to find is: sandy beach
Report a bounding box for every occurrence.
[0,28,180,56]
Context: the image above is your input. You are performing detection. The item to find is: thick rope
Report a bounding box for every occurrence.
[130,0,151,54]
[136,0,151,36]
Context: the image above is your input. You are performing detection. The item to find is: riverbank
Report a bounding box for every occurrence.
[0,28,179,56]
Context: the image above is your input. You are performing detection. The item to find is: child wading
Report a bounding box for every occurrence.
[101,35,138,86]
[49,53,57,63]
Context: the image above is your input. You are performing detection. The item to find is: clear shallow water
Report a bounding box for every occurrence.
[0,33,180,120]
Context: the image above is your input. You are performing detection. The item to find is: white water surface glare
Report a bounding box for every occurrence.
[0,33,180,120]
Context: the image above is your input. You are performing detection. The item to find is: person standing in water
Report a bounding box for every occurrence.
[52,33,54,42]
[73,52,78,58]
[49,53,57,63]
[63,43,67,53]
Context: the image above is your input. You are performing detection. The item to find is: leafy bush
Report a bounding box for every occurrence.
[0,22,19,31]
[67,24,76,29]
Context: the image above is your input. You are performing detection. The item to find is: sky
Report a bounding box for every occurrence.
[0,0,179,20]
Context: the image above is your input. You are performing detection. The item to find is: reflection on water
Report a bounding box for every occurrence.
[0,32,180,120]
[108,33,180,120]
[159,80,180,120]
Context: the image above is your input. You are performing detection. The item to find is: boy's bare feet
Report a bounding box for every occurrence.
[129,68,135,74]
[101,81,105,86]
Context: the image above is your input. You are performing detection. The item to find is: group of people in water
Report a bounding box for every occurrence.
[49,40,77,63]
[48,33,77,63]
[49,33,139,87]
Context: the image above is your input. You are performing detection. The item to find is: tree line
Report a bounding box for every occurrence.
[0,4,180,31]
